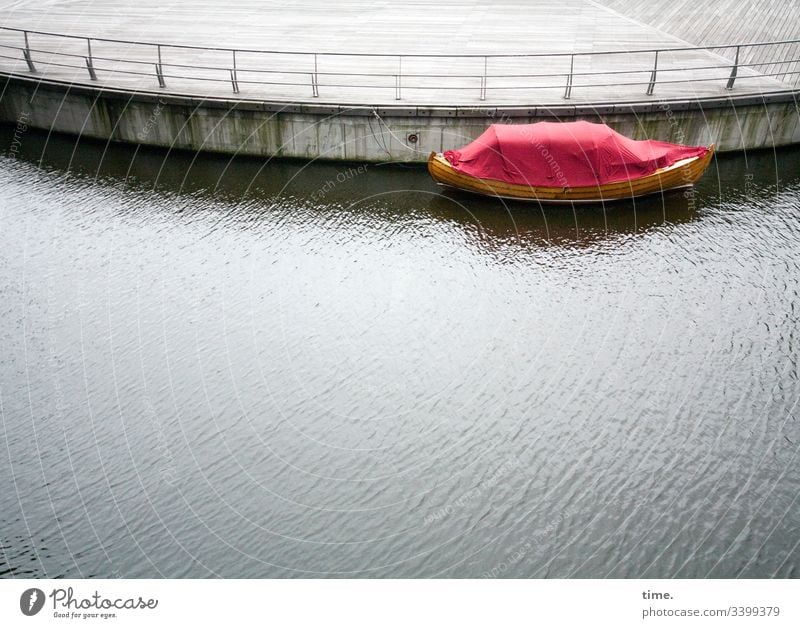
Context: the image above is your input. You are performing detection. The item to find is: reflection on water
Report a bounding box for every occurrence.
[8,127,795,250]
[1,127,799,578]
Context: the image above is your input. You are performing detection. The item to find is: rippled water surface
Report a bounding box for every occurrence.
[1,128,799,578]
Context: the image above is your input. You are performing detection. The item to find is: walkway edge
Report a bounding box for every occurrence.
[2,71,799,161]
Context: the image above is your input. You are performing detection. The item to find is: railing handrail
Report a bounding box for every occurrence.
[2,24,800,60]
[3,24,799,102]
[7,40,796,78]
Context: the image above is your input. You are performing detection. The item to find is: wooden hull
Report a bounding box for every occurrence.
[427,145,715,203]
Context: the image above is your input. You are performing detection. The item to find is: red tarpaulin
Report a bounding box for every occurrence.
[443,121,709,188]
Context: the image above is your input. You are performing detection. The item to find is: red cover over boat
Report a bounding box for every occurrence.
[443,121,709,188]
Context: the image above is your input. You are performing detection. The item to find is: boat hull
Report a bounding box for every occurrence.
[427,146,715,204]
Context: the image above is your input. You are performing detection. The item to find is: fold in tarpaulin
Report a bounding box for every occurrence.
[443,121,709,188]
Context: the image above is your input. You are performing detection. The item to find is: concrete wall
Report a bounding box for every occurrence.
[2,74,799,162]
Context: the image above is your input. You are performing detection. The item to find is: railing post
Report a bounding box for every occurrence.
[395,56,402,100]
[480,55,487,101]
[230,49,239,93]
[155,44,165,88]
[311,53,319,97]
[564,54,574,99]
[85,38,97,80]
[22,30,36,72]
[646,50,658,95]
[726,45,740,90]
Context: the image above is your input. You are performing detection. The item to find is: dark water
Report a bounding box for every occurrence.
[1,127,799,578]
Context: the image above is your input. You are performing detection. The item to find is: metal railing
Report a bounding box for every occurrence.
[1,26,799,102]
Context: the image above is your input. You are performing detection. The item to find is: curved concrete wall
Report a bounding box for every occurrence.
[1,74,799,162]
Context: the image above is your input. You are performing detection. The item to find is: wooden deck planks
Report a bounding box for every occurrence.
[596,0,800,87]
[0,0,795,105]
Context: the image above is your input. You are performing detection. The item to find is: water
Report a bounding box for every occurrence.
[1,127,799,578]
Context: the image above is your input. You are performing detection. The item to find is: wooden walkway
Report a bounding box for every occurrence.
[0,0,795,105]
[597,0,800,89]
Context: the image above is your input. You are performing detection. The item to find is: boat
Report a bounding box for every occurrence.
[427,121,714,203]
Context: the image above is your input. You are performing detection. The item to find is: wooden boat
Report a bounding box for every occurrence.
[428,147,714,203]
[428,121,715,204]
